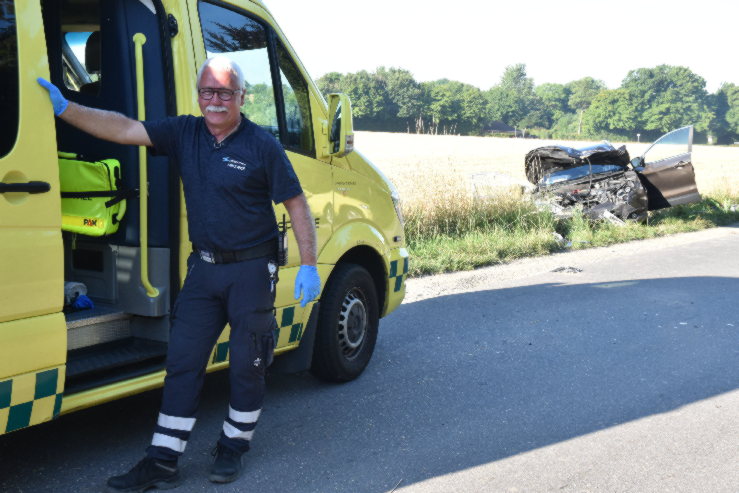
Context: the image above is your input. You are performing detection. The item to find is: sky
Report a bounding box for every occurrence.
[264,0,738,93]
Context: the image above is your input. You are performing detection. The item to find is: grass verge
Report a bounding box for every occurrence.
[404,192,739,277]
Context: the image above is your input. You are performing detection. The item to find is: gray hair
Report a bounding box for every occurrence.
[196,55,245,90]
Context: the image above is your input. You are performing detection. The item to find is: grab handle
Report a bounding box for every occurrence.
[133,33,159,298]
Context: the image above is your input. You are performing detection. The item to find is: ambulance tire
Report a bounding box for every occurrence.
[311,263,379,382]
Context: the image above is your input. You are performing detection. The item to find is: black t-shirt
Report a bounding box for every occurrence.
[143,115,303,251]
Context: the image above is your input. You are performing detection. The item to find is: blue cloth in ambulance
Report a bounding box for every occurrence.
[142,115,302,251]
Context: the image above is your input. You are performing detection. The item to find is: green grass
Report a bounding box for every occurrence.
[404,192,739,277]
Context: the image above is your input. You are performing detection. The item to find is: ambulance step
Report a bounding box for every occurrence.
[66,306,132,351]
[65,338,167,395]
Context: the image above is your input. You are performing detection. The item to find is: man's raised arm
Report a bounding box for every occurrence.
[38,78,151,147]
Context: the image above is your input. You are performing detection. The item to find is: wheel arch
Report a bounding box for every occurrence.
[333,246,387,316]
[318,221,390,316]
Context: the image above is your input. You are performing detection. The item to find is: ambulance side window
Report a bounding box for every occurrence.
[59,0,102,95]
[0,0,19,158]
[276,40,314,156]
[198,1,279,139]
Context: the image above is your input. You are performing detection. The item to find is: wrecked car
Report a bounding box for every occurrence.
[525,126,700,222]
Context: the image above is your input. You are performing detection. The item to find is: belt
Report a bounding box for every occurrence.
[194,239,276,264]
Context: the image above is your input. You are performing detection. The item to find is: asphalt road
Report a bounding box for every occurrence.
[1,225,737,493]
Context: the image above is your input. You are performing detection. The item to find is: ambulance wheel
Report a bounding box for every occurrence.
[311,263,379,382]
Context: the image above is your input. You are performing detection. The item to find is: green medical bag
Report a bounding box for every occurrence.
[58,152,135,236]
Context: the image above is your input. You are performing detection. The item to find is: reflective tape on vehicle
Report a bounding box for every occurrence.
[389,257,409,292]
[0,367,65,435]
[210,306,303,365]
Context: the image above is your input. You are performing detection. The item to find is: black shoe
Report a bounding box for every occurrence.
[209,444,244,483]
[107,457,182,492]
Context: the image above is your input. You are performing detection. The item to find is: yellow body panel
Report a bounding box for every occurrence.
[0,1,63,323]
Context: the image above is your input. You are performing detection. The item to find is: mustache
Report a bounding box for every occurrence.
[205,105,228,113]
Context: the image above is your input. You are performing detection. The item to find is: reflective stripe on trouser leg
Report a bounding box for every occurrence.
[222,405,261,441]
[150,413,196,454]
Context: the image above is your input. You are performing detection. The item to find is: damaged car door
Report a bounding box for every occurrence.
[633,126,700,210]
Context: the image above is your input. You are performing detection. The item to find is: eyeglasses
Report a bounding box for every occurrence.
[198,87,242,101]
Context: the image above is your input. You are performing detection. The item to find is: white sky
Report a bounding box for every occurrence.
[264,0,738,93]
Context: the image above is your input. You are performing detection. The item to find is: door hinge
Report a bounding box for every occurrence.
[167,14,178,37]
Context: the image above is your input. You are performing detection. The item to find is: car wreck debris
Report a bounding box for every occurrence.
[526,142,647,221]
[524,126,700,222]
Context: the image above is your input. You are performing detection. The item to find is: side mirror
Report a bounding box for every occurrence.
[327,93,354,157]
[630,156,644,168]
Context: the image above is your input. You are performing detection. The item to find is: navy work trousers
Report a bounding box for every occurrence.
[147,253,276,461]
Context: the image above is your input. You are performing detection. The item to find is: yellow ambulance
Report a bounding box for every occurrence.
[0,0,408,436]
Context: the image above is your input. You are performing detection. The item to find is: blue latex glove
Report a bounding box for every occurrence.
[294,265,320,308]
[37,77,68,116]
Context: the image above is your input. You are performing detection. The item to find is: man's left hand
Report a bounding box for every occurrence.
[294,265,320,308]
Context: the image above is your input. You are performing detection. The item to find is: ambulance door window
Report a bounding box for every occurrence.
[59,0,101,95]
[198,1,279,139]
[0,0,19,158]
[276,40,314,156]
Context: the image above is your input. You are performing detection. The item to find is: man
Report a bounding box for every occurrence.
[38,55,321,491]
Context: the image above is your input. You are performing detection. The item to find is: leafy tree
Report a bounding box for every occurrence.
[203,21,267,53]
[309,63,735,140]
[316,72,343,96]
[340,70,393,124]
[423,79,463,133]
[487,64,541,134]
[242,83,277,129]
[721,83,739,137]
[581,89,639,139]
[459,84,491,134]
[550,113,579,139]
[621,65,711,137]
[375,67,425,131]
[566,77,606,135]
[535,83,571,122]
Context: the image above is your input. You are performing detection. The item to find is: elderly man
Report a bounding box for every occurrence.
[39,55,321,490]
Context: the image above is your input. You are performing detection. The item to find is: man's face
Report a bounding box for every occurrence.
[197,66,245,131]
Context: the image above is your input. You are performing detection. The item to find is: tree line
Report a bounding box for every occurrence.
[316,64,739,144]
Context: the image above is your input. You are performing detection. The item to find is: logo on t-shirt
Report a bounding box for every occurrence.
[222,156,248,171]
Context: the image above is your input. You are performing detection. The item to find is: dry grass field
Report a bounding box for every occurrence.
[355,131,739,205]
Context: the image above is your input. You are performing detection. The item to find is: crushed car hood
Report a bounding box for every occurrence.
[524,142,631,185]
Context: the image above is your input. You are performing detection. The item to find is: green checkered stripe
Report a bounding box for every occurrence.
[389,257,409,292]
[275,306,305,346]
[210,306,305,364]
[0,368,64,435]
